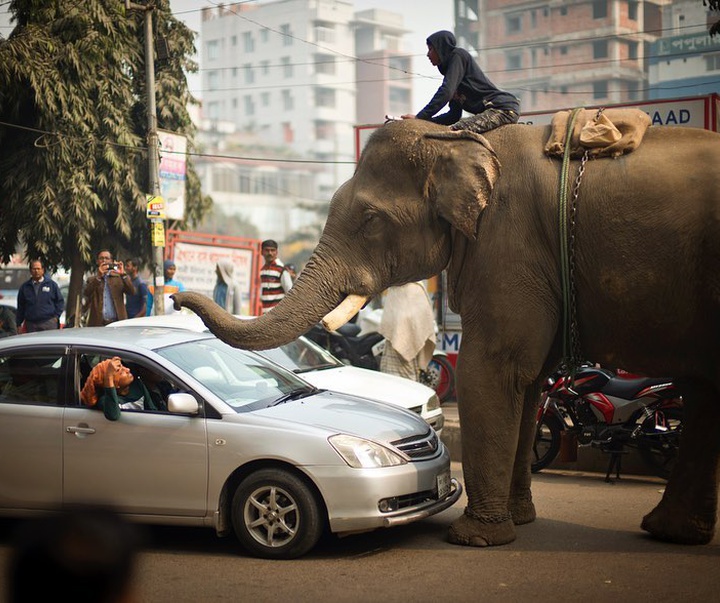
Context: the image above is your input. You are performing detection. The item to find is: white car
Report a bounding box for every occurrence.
[110,314,445,433]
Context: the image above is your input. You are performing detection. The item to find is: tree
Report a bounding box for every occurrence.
[0,0,210,320]
[709,1,720,36]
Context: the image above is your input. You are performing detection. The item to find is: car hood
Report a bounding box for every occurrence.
[251,390,429,442]
[298,365,433,410]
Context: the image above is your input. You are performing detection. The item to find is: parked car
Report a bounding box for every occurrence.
[0,327,461,559]
[110,314,445,433]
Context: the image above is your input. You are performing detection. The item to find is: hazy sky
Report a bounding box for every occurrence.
[171,0,455,110]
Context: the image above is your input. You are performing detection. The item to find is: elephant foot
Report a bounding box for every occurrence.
[641,503,716,545]
[448,510,516,547]
[509,497,536,525]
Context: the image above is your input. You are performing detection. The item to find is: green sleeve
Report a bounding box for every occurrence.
[96,387,122,421]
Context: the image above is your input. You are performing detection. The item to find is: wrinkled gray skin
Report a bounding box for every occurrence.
[175,119,720,547]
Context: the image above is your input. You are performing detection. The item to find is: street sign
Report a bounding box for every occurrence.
[151,221,165,247]
[146,195,166,220]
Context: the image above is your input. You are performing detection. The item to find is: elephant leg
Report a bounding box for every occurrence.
[508,381,542,525]
[641,379,720,544]
[447,350,525,547]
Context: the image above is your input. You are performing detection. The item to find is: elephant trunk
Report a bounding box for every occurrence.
[172,253,368,351]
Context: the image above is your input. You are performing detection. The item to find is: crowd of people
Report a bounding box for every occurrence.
[2,238,299,336]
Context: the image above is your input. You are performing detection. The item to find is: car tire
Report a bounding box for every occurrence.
[231,468,325,559]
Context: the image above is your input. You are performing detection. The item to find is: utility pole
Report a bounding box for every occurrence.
[126,0,165,315]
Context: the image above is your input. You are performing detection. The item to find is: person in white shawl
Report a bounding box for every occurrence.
[213,259,244,314]
[378,282,437,381]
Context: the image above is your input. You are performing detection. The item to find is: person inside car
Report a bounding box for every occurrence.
[80,357,160,421]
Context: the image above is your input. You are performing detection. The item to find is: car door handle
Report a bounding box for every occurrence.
[66,424,96,435]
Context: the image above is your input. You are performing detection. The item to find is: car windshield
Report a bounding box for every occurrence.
[157,338,313,411]
[259,337,343,374]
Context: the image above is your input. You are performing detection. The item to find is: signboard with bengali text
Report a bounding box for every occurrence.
[172,242,256,316]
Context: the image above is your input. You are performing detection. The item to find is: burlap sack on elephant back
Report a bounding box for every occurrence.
[544,108,652,159]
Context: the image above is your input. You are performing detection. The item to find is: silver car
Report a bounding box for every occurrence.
[110,313,445,432]
[0,327,461,559]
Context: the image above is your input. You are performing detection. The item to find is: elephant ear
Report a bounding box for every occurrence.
[423,130,501,239]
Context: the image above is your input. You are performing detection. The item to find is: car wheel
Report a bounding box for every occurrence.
[231,468,325,559]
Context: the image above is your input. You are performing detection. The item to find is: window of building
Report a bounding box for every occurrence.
[207,40,220,61]
[260,29,269,44]
[315,21,335,44]
[593,0,607,19]
[281,57,293,78]
[507,52,522,70]
[593,40,609,59]
[628,41,638,60]
[315,87,336,108]
[506,14,522,34]
[388,86,411,114]
[231,35,237,47]
[381,34,401,52]
[628,1,638,20]
[315,53,336,75]
[260,60,270,76]
[282,89,293,111]
[560,6,568,16]
[593,80,608,99]
[389,56,411,73]
[243,32,254,53]
[244,64,254,85]
[207,71,219,91]
[280,24,292,46]
[531,10,537,28]
[560,45,568,55]
[261,92,270,107]
[232,67,238,78]
[244,96,255,116]
[315,120,335,141]
[232,98,238,109]
[212,166,239,193]
[282,122,294,144]
[207,101,220,120]
[706,54,720,71]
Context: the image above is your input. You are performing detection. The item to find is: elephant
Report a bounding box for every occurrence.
[174,118,720,547]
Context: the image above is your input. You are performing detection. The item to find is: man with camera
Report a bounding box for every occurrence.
[83,250,135,326]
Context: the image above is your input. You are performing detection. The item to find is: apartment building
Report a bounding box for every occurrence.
[197,0,413,244]
[648,0,720,98]
[456,0,668,113]
[354,8,413,124]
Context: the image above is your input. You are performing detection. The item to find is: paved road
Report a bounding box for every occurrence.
[1,464,718,602]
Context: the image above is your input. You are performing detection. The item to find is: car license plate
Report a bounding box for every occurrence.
[437,469,451,499]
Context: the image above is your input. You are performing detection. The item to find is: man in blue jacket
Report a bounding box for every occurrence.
[16,259,65,332]
[402,30,520,133]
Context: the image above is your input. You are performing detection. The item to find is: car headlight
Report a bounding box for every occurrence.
[426,393,441,412]
[328,434,409,468]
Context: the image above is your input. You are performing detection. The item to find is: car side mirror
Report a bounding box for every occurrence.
[167,392,200,415]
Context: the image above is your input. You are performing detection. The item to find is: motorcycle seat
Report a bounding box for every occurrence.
[601,375,675,399]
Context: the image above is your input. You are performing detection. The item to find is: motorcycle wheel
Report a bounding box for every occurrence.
[637,406,683,480]
[531,414,564,473]
[421,354,456,403]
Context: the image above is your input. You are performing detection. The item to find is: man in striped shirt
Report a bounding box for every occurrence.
[259,240,293,314]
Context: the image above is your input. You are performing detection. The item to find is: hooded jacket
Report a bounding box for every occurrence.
[416,30,520,125]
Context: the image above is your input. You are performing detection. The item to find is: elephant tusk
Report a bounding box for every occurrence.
[322,294,369,332]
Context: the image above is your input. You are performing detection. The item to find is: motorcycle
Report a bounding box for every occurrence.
[304,321,456,403]
[532,364,683,481]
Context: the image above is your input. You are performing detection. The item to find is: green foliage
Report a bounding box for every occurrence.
[0,0,207,274]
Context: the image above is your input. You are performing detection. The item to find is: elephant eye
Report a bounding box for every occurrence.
[361,212,382,236]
